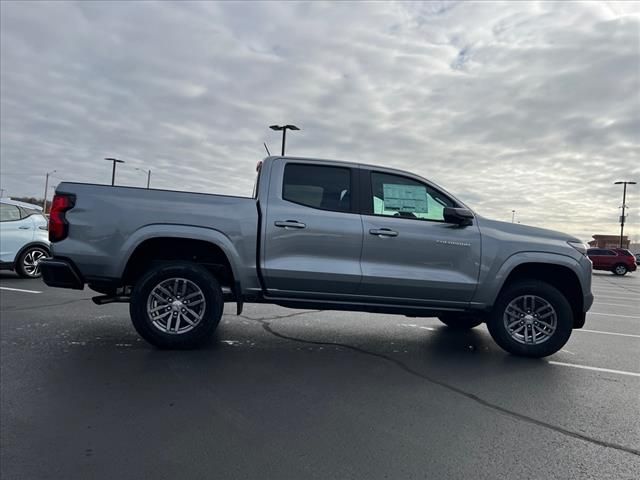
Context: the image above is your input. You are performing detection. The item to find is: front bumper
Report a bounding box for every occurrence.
[40,258,84,290]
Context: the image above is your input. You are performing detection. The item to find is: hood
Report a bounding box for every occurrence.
[476,216,581,243]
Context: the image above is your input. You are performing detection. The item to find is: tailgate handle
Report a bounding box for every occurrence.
[369,228,398,237]
[274,220,306,229]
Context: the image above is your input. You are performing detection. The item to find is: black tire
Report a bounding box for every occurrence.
[15,246,49,278]
[130,262,223,349]
[438,313,484,329]
[486,280,573,358]
[612,264,628,276]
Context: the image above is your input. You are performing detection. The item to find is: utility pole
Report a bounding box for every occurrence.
[105,157,125,186]
[269,125,300,156]
[614,181,637,248]
[43,170,57,213]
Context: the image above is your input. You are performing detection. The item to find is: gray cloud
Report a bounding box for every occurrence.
[1,0,639,242]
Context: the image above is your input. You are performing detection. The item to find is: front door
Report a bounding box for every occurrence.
[358,170,481,306]
[262,160,363,296]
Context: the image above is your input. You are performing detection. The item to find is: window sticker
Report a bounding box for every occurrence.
[382,184,428,213]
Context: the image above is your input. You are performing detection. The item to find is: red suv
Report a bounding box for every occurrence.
[587,248,637,276]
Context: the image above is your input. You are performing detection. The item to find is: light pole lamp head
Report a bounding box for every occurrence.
[270,125,300,131]
[105,157,125,164]
[614,181,637,185]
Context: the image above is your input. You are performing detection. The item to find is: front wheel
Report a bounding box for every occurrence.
[130,262,223,349]
[613,264,628,276]
[486,281,573,358]
[16,246,49,278]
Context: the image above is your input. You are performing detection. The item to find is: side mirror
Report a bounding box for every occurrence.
[443,207,474,226]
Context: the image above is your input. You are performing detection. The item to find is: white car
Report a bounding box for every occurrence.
[0,198,50,278]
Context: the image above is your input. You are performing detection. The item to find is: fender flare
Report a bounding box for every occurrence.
[114,223,244,290]
[474,251,584,307]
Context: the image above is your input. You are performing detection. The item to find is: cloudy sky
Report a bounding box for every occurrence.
[1,0,639,242]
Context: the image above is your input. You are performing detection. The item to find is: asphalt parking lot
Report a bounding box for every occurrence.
[1,271,639,479]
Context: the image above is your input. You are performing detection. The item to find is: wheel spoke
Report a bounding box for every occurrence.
[182,306,200,324]
[156,284,174,299]
[149,304,169,313]
[151,292,169,304]
[183,291,201,301]
[507,303,527,316]
[154,311,171,321]
[507,319,521,328]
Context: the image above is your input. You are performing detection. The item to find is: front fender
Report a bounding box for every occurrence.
[114,224,243,287]
[472,251,583,307]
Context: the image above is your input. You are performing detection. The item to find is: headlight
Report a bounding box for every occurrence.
[568,241,588,255]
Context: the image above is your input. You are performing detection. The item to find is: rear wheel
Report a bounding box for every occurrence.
[130,262,223,349]
[613,264,628,276]
[438,313,484,329]
[16,246,49,278]
[486,280,573,358]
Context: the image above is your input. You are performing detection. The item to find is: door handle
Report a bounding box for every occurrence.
[274,220,306,229]
[18,226,31,230]
[369,228,398,237]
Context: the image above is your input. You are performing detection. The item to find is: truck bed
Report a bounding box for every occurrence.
[51,182,259,287]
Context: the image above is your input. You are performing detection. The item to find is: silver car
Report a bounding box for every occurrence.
[0,198,50,278]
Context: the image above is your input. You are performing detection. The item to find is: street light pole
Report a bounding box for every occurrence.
[614,181,637,248]
[269,125,300,156]
[104,157,125,186]
[511,210,516,223]
[135,167,152,189]
[43,170,57,213]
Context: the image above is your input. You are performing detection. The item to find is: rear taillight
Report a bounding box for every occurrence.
[49,194,75,242]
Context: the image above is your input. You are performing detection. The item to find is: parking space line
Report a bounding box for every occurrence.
[593,295,640,302]
[589,312,640,319]
[576,329,640,339]
[548,361,640,378]
[0,286,42,294]
[593,301,640,308]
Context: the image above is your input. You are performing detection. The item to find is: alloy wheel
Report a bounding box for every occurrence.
[22,249,47,277]
[146,277,206,334]
[503,295,557,345]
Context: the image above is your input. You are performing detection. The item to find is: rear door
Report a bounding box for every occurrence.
[262,160,363,296]
[358,169,481,306]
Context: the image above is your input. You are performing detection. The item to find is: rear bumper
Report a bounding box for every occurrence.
[40,258,84,290]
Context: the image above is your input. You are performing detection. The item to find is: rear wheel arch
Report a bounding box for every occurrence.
[122,237,239,299]
[14,241,50,264]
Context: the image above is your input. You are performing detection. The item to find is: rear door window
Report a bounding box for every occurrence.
[282,164,352,213]
[0,203,21,222]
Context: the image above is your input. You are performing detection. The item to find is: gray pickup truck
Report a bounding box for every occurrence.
[41,156,593,357]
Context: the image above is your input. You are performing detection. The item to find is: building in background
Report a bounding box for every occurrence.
[588,235,629,249]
